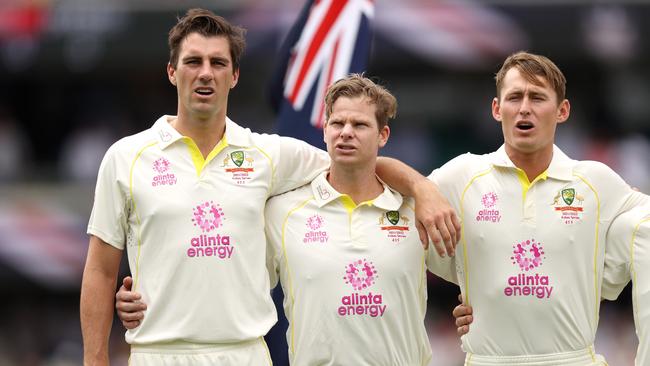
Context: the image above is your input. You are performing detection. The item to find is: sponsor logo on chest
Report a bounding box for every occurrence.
[338,259,386,318]
[476,192,501,223]
[186,201,235,259]
[503,238,553,299]
[151,157,177,187]
[303,214,329,244]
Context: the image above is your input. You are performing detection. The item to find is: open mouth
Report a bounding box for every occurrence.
[516,121,534,131]
[194,87,214,96]
[336,144,356,151]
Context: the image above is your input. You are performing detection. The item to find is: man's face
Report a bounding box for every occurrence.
[323,96,389,169]
[492,67,569,156]
[167,33,239,120]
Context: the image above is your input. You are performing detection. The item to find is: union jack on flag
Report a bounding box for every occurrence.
[270,0,374,148]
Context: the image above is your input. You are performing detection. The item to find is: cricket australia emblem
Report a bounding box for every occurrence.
[379,210,410,243]
[221,150,254,185]
[551,188,585,224]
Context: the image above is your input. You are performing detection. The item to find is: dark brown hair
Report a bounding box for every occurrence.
[168,8,246,70]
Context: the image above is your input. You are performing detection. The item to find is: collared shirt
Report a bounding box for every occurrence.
[602,205,650,366]
[429,145,648,359]
[87,115,329,345]
[265,172,457,366]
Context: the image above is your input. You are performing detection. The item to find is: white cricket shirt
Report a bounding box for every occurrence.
[429,145,648,362]
[265,172,457,366]
[87,115,329,345]
[602,205,650,366]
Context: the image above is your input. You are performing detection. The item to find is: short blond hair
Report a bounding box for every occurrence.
[495,51,567,103]
[325,74,397,129]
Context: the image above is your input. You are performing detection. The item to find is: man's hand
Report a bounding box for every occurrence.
[413,179,461,256]
[373,156,460,256]
[452,294,473,336]
[115,276,147,329]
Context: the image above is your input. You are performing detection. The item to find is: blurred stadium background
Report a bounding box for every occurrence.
[1,0,648,365]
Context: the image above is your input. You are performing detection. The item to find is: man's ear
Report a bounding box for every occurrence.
[167,62,177,86]
[378,125,390,148]
[230,68,240,89]
[492,97,502,122]
[556,99,570,124]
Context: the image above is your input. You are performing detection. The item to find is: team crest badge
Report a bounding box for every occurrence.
[230,151,244,167]
[379,211,409,243]
[561,188,575,206]
[552,188,584,225]
[223,150,254,184]
[386,211,400,225]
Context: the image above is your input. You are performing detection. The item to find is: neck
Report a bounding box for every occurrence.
[505,144,553,182]
[173,110,226,158]
[328,163,383,204]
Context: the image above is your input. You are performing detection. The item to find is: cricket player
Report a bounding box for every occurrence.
[80,8,458,366]
[436,51,649,365]
[264,74,457,365]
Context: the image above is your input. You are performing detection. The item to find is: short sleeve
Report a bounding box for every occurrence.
[270,137,329,196]
[264,196,284,288]
[426,247,459,285]
[87,145,129,250]
[602,211,635,300]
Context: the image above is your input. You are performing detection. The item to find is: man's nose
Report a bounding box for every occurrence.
[340,123,354,137]
[198,61,213,81]
[519,97,531,116]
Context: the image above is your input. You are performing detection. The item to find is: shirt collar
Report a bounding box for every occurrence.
[152,115,253,150]
[310,171,403,210]
[223,117,254,147]
[490,144,573,181]
[153,115,183,149]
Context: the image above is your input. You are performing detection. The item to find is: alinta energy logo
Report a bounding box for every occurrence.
[303,214,328,244]
[476,191,501,223]
[187,201,234,259]
[552,188,584,225]
[151,157,177,187]
[221,150,254,185]
[504,239,553,299]
[338,259,386,318]
[379,211,410,243]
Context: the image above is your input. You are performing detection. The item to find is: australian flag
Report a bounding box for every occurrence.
[270,0,375,149]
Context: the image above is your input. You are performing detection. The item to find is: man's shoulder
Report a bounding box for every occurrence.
[618,205,650,227]
[248,130,314,152]
[103,128,158,161]
[608,206,649,249]
[267,183,314,212]
[569,159,619,177]
[226,119,281,147]
[435,151,493,178]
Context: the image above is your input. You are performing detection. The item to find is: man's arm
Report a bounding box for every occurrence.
[376,156,460,257]
[80,236,123,366]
